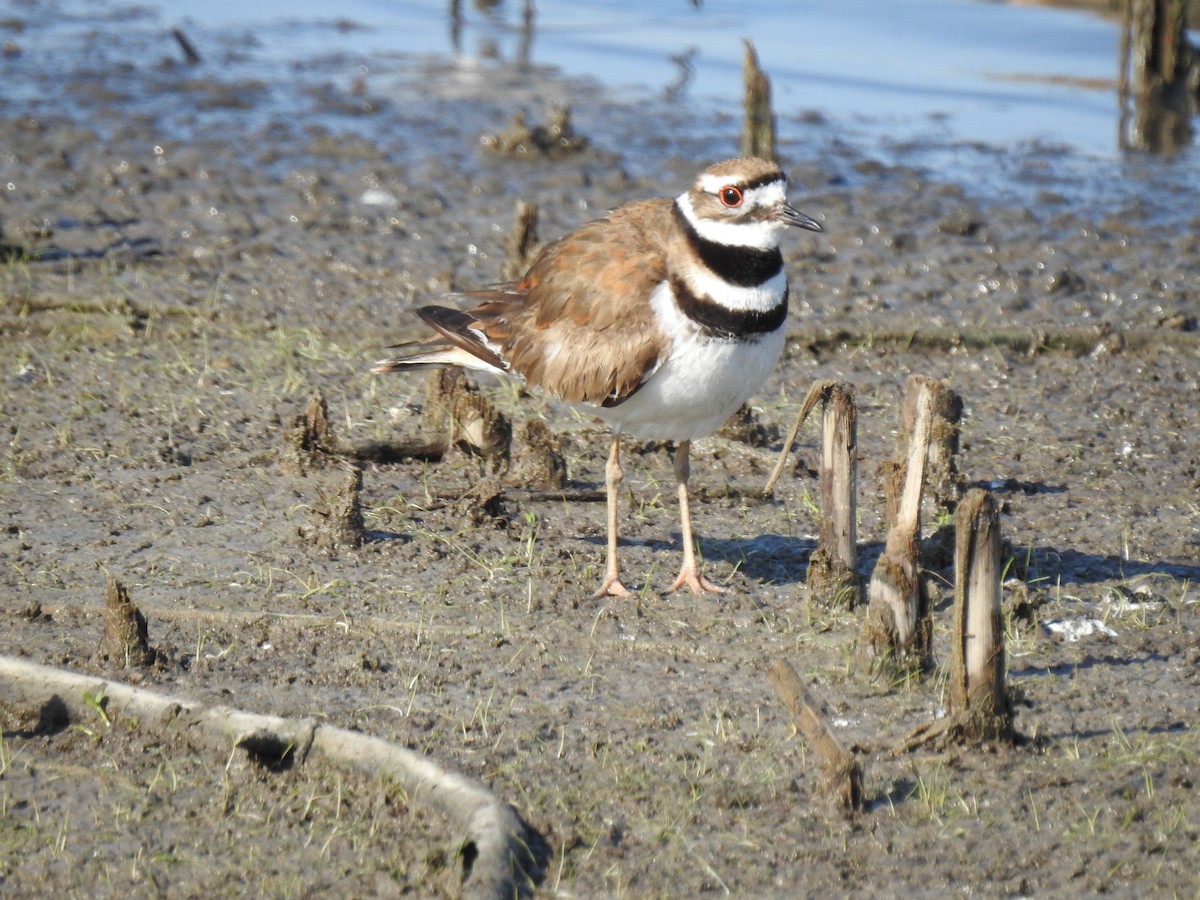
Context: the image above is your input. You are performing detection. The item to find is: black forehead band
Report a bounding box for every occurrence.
[731,173,785,192]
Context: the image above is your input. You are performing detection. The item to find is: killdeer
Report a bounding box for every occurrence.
[374,157,822,598]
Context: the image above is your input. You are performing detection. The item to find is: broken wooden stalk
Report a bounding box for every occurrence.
[767,658,864,814]
[859,380,935,679]
[949,488,1013,741]
[741,39,777,161]
[500,198,539,281]
[764,378,836,495]
[1119,0,1199,151]
[898,374,963,520]
[805,383,861,607]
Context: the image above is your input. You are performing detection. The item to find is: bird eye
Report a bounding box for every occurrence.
[719,186,743,208]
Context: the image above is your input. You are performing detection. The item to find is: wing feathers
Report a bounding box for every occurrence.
[373,198,674,407]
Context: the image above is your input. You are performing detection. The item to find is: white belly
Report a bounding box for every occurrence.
[593,317,785,442]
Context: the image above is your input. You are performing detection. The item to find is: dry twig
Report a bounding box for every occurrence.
[0,656,532,900]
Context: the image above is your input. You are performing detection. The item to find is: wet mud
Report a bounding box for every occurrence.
[1,3,1199,896]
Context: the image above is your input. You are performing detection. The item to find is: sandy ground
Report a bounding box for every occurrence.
[2,5,1199,898]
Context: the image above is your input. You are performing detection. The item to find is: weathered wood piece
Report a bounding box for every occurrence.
[1119,0,1199,151]
[767,659,864,815]
[859,381,934,680]
[897,374,962,522]
[764,379,833,496]
[804,383,861,607]
[97,576,156,667]
[949,488,1013,741]
[741,39,777,161]
[501,199,540,281]
[283,388,341,473]
[0,655,533,900]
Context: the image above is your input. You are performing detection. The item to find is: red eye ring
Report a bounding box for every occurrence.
[719,185,743,208]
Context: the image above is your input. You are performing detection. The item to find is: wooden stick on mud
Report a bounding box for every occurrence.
[949,489,1013,741]
[804,383,861,607]
[767,659,863,814]
[859,380,935,679]
[891,488,1013,753]
[0,656,531,900]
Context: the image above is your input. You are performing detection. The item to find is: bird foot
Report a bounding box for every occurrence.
[591,575,632,600]
[666,566,727,595]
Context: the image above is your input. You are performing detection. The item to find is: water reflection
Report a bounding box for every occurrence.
[1116,0,1198,152]
[432,0,1198,157]
[448,0,535,70]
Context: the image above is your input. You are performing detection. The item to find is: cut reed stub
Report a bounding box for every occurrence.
[283,388,342,474]
[805,383,861,608]
[763,379,832,496]
[858,379,935,682]
[501,199,540,282]
[97,575,157,668]
[305,463,367,552]
[741,39,777,162]
[949,488,1013,741]
[897,374,963,523]
[425,368,513,474]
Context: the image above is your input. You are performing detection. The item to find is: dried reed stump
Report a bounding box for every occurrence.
[741,39,776,161]
[764,381,859,604]
[505,418,567,490]
[949,489,1013,741]
[799,383,860,606]
[480,105,589,159]
[283,388,341,474]
[424,369,513,473]
[452,477,510,529]
[893,489,1014,752]
[97,575,156,667]
[859,380,935,681]
[897,374,963,520]
[767,659,863,815]
[500,199,540,281]
[301,463,367,552]
[1119,0,1199,151]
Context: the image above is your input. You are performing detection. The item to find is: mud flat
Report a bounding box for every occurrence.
[2,6,1198,897]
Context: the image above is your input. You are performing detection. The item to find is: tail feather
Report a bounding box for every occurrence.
[372,304,510,375]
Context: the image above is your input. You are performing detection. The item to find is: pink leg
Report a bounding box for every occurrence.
[592,433,632,599]
[666,440,726,594]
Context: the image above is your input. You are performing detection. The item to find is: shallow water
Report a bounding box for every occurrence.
[161,0,1123,150]
[5,0,1200,205]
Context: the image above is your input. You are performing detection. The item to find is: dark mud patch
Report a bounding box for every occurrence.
[2,3,1199,897]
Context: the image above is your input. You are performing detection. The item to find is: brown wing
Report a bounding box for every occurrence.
[467,198,673,406]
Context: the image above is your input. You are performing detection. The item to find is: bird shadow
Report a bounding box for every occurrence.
[1011,544,1200,588]
[702,536,1198,598]
[701,532,815,586]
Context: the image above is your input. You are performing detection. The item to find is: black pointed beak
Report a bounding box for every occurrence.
[778,204,823,232]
